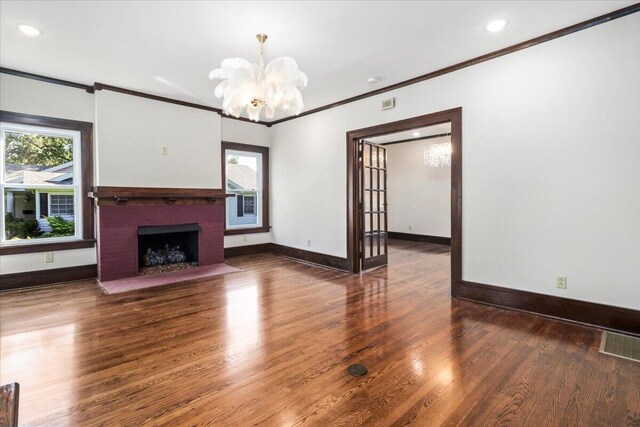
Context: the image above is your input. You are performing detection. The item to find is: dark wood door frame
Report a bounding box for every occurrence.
[346,107,462,295]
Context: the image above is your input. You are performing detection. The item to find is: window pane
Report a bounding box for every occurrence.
[4,188,76,240]
[50,194,75,215]
[224,147,264,229]
[226,151,260,227]
[4,131,74,185]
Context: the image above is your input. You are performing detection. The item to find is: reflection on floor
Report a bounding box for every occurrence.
[0,239,638,425]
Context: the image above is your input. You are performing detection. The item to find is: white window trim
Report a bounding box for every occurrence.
[0,122,83,244]
[224,149,262,229]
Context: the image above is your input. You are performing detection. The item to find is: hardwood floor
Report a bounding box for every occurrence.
[1,239,638,426]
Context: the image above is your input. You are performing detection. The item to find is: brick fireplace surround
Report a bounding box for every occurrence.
[93,187,227,282]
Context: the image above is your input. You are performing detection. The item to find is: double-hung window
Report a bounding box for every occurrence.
[222,142,269,234]
[1,120,82,244]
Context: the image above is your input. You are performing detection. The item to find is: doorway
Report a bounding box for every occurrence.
[346,107,462,296]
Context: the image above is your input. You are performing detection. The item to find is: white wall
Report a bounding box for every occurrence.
[95,90,221,188]
[0,73,95,122]
[0,74,96,274]
[221,117,272,248]
[270,14,640,310]
[386,136,451,237]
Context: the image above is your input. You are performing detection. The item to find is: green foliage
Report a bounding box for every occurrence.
[5,131,73,166]
[4,213,43,240]
[46,216,75,237]
[228,156,239,164]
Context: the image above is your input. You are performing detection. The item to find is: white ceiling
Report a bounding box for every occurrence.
[0,1,634,117]
[368,123,451,144]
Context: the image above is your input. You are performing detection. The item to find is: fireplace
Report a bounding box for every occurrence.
[138,224,200,275]
[92,187,229,282]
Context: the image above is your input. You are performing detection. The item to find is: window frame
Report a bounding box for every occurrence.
[0,111,95,255]
[222,141,269,236]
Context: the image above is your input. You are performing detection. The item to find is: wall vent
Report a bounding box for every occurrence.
[600,331,640,362]
[381,97,395,110]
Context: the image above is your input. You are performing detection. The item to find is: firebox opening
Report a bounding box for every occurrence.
[137,224,200,275]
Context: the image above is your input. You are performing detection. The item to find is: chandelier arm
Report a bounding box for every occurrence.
[256,33,267,68]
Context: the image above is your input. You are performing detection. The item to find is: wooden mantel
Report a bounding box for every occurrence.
[89,186,234,206]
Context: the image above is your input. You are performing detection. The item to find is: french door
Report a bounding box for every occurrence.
[359,140,388,270]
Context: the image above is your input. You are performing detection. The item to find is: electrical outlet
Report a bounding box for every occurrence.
[307,239,311,248]
[44,252,54,263]
[408,225,412,231]
[556,276,567,289]
[162,146,169,155]
[242,235,248,242]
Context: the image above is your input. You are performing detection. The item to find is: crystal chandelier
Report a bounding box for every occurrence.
[209,33,308,122]
[424,142,452,167]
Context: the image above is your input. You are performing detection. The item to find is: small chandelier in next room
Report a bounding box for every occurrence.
[209,33,308,122]
[424,142,452,167]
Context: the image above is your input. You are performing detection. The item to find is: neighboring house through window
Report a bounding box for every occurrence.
[222,142,269,234]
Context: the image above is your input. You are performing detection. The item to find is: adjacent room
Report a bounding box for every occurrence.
[0,1,639,425]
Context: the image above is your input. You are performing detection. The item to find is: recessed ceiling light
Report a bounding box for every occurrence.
[367,77,379,84]
[486,19,507,33]
[18,24,41,37]
[412,132,421,137]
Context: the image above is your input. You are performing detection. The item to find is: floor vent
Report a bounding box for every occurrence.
[600,331,640,362]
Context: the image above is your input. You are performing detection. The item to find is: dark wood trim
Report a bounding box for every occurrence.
[221,142,270,236]
[459,281,640,337]
[0,382,20,427]
[388,231,451,245]
[94,82,220,113]
[224,242,349,271]
[0,67,94,93]
[0,264,97,291]
[224,226,271,236]
[270,244,350,272]
[0,239,95,255]
[93,83,271,126]
[224,243,272,258]
[90,186,230,198]
[89,186,232,206]
[5,6,638,129]
[270,4,640,126]
[0,110,95,253]
[346,108,462,296]
[378,133,451,146]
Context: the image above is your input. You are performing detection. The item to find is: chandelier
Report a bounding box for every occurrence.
[209,33,308,122]
[424,142,452,167]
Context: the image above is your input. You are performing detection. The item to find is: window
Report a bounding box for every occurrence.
[222,142,269,234]
[49,194,75,216]
[0,111,94,254]
[234,194,256,218]
[243,195,256,215]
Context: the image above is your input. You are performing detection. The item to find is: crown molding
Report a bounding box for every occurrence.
[2,3,638,128]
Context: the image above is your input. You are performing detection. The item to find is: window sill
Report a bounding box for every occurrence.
[0,239,96,255]
[224,226,270,236]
